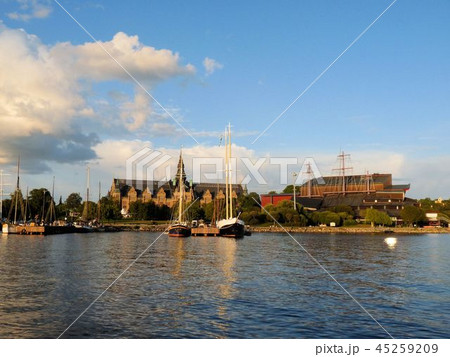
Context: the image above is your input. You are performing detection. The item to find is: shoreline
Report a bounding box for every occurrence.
[109,223,450,235]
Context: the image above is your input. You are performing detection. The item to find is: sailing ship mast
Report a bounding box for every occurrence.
[228,123,233,219]
[14,156,20,224]
[178,149,184,223]
[216,123,245,238]
[224,123,234,220]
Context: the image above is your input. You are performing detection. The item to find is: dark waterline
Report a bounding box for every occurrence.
[0,232,449,338]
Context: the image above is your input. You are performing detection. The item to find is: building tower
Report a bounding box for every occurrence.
[176,152,186,185]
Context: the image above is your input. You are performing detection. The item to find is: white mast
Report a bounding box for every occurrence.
[224,126,229,220]
[228,123,233,219]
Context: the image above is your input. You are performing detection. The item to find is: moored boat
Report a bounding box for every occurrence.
[168,223,191,237]
[217,217,245,238]
[216,123,245,239]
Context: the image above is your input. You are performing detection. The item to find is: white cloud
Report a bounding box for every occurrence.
[7,0,52,21]
[93,140,257,185]
[203,57,223,75]
[120,88,153,131]
[0,25,196,173]
[52,32,195,83]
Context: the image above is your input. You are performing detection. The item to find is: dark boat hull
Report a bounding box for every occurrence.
[168,224,191,237]
[219,222,245,238]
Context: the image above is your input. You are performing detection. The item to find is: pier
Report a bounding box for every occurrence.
[191,226,220,237]
[9,225,93,235]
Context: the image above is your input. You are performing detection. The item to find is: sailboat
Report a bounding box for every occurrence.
[217,124,245,238]
[168,149,191,238]
[2,157,23,235]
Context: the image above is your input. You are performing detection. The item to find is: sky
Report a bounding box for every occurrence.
[0,0,449,200]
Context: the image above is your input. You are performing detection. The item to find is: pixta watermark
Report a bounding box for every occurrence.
[125,147,325,188]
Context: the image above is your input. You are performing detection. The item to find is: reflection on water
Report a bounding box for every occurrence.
[384,237,397,249]
[0,232,449,338]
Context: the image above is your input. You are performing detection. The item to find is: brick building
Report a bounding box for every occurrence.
[110,154,245,213]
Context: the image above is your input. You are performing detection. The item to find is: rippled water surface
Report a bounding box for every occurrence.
[0,232,449,338]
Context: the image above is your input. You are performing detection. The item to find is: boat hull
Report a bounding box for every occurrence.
[218,221,245,238]
[168,224,191,237]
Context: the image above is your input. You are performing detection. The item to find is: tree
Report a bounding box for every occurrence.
[99,197,122,220]
[129,201,147,220]
[203,201,214,221]
[400,205,426,226]
[364,208,392,227]
[330,205,354,216]
[238,192,261,211]
[418,198,435,210]
[282,185,301,194]
[28,188,52,222]
[186,201,204,220]
[65,193,83,211]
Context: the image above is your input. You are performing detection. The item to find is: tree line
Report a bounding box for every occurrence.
[1,189,432,227]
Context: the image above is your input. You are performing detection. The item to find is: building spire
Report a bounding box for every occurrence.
[176,149,186,184]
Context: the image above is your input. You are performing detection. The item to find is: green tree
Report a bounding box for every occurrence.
[186,201,204,220]
[282,185,301,194]
[129,201,147,220]
[330,205,354,216]
[400,205,426,226]
[28,188,52,222]
[99,197,122,220]
[418,198,435,210]
[238,192,261,211]
[364,208,392,227]
[65,193,83,211]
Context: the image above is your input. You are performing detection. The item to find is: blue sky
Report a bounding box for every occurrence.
[0,0,449,199]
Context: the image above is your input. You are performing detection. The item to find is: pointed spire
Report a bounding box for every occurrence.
[176,148,186,184]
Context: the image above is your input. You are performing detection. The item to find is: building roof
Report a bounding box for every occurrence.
[112,178,245,200]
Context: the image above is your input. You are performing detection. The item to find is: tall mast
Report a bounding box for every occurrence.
[0,170,3,221]
[24,186,28,223]
[178,148,184,222]
[50,176,55,223]
[228,123,233,219]
[307,162,312,198]
[97,181,101,222]
[333,151,352,195]
[13,156,20,224]
[224,126,229,220]
[85,166,90,220]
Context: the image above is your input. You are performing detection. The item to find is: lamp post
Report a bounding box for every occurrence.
[292,172,298,210]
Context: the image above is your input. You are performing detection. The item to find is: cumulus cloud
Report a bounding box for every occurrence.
[93,140,257,185]
[52,32,195,83]
[120,89,153,131]
[0,25,196,173]
[7,0,52,21]
[203,57,223,75]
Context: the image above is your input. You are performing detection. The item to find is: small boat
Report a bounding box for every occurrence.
[216,124,245,239]
[168,149,191,238]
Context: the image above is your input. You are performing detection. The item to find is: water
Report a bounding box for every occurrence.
[0,232,449,338]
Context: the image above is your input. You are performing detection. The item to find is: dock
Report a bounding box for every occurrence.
[191,226,220,237]
[14,225,90,235]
